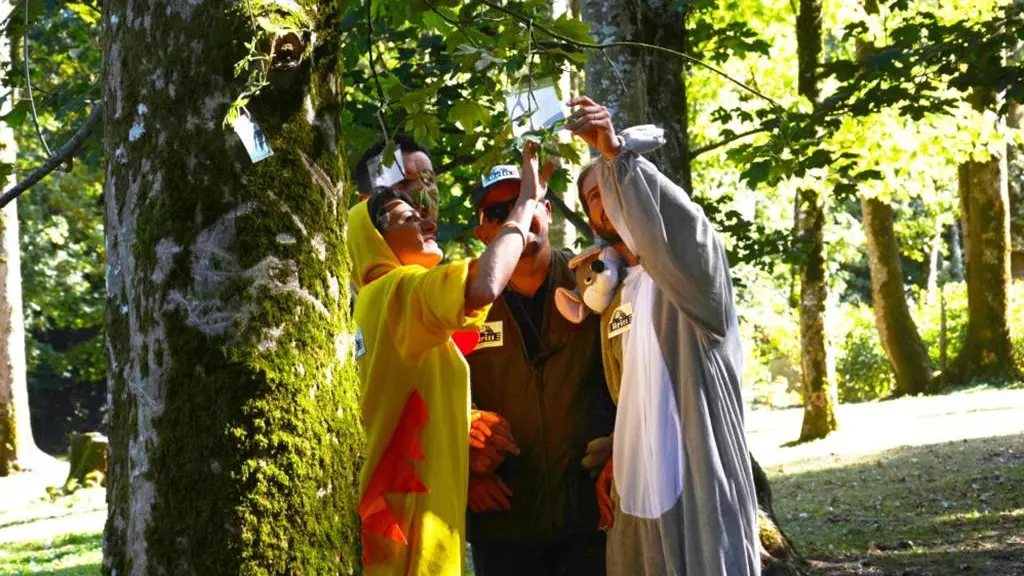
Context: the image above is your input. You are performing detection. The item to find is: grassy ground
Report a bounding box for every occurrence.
[2,386,1022,575]
[749,385,1024,575]
[0,458,105,576]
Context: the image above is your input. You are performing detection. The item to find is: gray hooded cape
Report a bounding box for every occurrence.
[596,126,760,576]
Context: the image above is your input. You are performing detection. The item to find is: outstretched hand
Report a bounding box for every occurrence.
[567,96,622,160]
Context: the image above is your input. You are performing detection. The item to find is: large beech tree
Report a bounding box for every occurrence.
[101,1,363,573]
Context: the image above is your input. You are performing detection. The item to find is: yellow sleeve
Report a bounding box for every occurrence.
[392,259,490,359]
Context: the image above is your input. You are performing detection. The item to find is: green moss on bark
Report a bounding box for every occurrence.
[103,1,363,574]
[0,400,15,476]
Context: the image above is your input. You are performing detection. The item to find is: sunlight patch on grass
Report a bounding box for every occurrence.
[0,531,102,575]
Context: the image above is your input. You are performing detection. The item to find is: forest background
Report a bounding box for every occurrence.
[6,0,1023,453]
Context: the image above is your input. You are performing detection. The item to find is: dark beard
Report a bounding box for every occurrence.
[594,225,621,245]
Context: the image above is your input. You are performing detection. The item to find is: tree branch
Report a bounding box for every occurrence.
[421,0,481,47]
[548,192,594,242]
[0,105,102,209]
[472,0,781,109]
[435,154,477,174]
[690,126,770,158]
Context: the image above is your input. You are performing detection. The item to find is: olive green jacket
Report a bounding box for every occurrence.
[466,249,616,544]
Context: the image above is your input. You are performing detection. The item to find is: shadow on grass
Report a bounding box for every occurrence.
[767,434,1024,575]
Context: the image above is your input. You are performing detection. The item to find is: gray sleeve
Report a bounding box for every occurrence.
[597,152,731,341]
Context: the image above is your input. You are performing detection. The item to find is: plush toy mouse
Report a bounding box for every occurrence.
[555,243,625,324]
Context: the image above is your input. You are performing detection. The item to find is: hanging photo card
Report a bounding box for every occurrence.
[231,110,274,163]
[505,83,568,138]
[368,145,406,189]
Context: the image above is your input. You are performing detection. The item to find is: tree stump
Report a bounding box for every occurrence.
[65,431,108,489]
[753,454,810,575]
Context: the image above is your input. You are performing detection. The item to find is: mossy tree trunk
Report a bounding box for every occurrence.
[855,0,932,398]
[940,89,1018,387]
[583,6,806,572]
[796,0,837,442]
[861,198,933,395]
[0,199,39,477]
[0,0,41,476]
[1008,99,1024,279]
[102,1,363,574]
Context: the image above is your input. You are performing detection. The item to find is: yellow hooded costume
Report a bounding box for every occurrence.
[348,201,489,575]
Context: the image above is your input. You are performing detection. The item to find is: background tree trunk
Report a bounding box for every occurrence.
[855,0,933,398]
[102,1,364,574]
[941,90,1018,386]
[796,0,837,441]
[581,0,691,189]
[0,0,41,477]
[861,197,933,395]
[1008,99,1024,279]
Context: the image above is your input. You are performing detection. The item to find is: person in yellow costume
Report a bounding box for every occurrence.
[348,144,550,575]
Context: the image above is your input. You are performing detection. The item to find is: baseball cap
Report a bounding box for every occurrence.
[472,165,521,208]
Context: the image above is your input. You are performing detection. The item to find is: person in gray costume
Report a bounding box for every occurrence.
[566,95,761,576]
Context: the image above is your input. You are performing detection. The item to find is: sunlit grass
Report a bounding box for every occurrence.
[0,532,101,575]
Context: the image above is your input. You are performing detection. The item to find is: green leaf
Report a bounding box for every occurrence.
[421,10,448,31]
[547,16,593,46]
[448,101,489,133]
[1,101,31,129]
[64,2,101,26]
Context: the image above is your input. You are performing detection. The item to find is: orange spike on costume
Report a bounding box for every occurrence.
[359,390,430,566]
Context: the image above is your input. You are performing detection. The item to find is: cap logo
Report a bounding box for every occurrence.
[481,165,520,189]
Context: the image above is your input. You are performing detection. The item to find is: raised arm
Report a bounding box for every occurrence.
[567,96,732,340]
[464,143,549,311]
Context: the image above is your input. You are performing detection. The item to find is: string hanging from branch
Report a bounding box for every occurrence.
[473,0,781,109]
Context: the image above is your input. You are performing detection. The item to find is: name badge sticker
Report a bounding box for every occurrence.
[608,303,633,339]
[477,321,504,349]
[354,327,366,359]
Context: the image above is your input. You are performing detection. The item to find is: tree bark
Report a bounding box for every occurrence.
[581,0,691,189]
[940,91,1018,386]
[1007,99,1024,279]
[861,197,933,396]
[796,187,837,440]
[796,0,837,442]
[0,0,41,477]
[102,2,363,574]
[854,0,933,398]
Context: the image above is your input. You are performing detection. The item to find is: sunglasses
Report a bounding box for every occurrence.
[479,198,517,225]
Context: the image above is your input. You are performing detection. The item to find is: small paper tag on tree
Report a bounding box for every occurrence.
[231,110,274,163]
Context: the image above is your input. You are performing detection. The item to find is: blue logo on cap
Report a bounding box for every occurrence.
[481,165,520,189]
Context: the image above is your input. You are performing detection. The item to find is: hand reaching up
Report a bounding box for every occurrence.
[567,96,622,160]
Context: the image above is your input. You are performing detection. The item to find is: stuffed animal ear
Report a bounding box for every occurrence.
[568,245,603,271]
[555,287,590,324]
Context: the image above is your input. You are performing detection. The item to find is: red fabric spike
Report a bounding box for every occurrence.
[452,330,480,356]
[358,390,430,567]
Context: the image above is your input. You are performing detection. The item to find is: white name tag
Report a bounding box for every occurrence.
[608,303,633,339]
[477,321,504,349]
[354,327,366,359]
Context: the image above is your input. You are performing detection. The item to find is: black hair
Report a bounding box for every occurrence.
[354,134,431,196]
[576,160,598,211]
[368,186,413,234]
